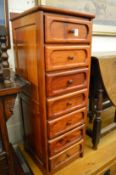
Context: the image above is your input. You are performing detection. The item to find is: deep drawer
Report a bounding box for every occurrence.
[48,107,87,139]
[47,89,88,119]
[49,140,83,171]
[46,68,88,97]
[48,125,84,156]
[45,45,90,71]
[45,14,92,43]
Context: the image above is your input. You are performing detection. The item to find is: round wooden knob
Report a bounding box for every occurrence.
[65,139,70,144]
[66,121,72,126]
[69,29,75,34]
[68,56,75,60]
[67,79,73,86]
[66,102,72,106]
[66,153,70,158]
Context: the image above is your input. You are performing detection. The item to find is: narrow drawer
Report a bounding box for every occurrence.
[48,125,84,156]
[46,68,88,97]
[45,14,92,43]
[49,141,83,171]
[45,45,90,71]
[48,107,87,139]
[47,89,88,119]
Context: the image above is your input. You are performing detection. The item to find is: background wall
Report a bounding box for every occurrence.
[7,0,116,144]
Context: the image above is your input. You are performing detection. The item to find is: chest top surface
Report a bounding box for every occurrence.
[11,5,95,21]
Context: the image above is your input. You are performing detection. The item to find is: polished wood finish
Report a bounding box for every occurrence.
[4,95,16,119]
[0,29,29,175]
[48,107,86,139]
[46,68,88,97]
[47,89,88,119]
[49,140,83,171]
[11,5,94,175]
[0,79,28,175]
[45,45,90,71]
[48,125,84,156]
[10,5,95,21]
[0,27,29,174]
[45,14,92,43]
[19,129,116,175]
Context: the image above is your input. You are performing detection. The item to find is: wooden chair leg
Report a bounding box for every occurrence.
[89,97,95,123]
[89,82,96,123]
[92,85,103,150]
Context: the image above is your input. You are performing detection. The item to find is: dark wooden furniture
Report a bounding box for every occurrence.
[13,146,33,175]
[11,5,95,175]
[0,25,14,175]
[0,77,30,175]
[0,25,30,174]
[87,53,116,149]
[0,83,20,175]
[18,129,116,175]
[0,25,10,83]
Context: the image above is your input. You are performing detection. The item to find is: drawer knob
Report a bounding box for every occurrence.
[66,102,72,106]
[65,139,70,144]
[66,153,70,158]
[68,56,75,60]
[69,29,75,34]
[66,121,72,126]
[67,79,73,86]
[59,139,64,143]
[69,29,79,36]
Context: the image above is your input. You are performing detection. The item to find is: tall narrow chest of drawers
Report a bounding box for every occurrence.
[11,6,95,175]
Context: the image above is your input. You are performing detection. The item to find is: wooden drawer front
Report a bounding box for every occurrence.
[48,107,87,139]
[47,89,87,119]
[49,141,83,171]
[45,14,92,43]
[45,45,90,71]
[46,68,88,97]
[48,125,84,156]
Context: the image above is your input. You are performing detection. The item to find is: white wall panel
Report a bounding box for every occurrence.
[92,36,116,53]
